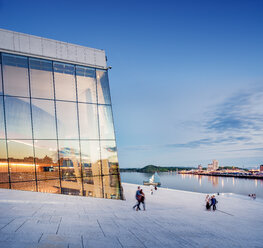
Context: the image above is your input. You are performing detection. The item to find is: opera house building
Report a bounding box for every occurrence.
[0,28,123,199]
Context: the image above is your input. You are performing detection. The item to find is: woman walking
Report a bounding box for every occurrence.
[205,194,211,210]
[139,189,146,211]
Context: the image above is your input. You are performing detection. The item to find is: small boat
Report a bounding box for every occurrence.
[143,172,161,186]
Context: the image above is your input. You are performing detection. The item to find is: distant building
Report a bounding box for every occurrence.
[207,163,213,171]
[198,165,202,171]
[207,160,219,171]
[213,160,219,170]
[260,165,263,172]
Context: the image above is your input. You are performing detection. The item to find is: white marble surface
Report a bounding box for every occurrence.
[0,183,262,248]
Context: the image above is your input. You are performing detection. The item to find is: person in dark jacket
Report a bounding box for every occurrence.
[133,186,142,210]
[139,189,146,211]
[211,195,217,210]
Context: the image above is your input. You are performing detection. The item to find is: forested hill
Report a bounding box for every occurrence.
[120,165,194,173]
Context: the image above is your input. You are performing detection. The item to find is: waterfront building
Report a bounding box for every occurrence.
[207,164,213,171]
[207,160,219,171]
[198,164,202,171]
[0,29,123,199]
[212,160,219,170]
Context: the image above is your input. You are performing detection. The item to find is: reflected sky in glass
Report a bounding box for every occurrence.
[7,139,34,160]
[30,58,54,99]
[5,97,32,139]
[0,96,5,138]
[32,99,57,139]
[78,103,99,139]
[76,66,97,103]
[34,139,58,164]
[0,61,2,95]
[98,105,115,139]
[8,139,35,182]
[2,54,29,97]
[56,101,78,139]
[96,70,111,105]
[54,62,76,101]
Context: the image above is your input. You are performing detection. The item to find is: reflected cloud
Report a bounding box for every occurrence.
[8,139,34,147]
[104,146,117,152]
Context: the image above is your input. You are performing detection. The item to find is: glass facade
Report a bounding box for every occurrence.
[0,52,123,200]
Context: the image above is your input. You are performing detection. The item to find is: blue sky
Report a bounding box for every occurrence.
[1,0,263,168]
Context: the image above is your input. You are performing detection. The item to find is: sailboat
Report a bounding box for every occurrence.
[143,172,161,186]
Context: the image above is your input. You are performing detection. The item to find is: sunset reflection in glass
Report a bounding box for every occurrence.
[0,52,123,199]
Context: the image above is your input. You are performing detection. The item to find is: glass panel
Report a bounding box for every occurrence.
[76,66,96,103]
[98,105,115,139]
[80,140,103,197]
[54,62,76,101]
[56,101,78,139]
[37,179,60,193]
[2,54,29,97]
[11,181,36,191]
[0,57,3,95]
[31,99,56,139]
[80,140,100,177]
[96,70,111,104]
[83,175,103,198]
[78,103,99,139]
[34,140,60,193]
[5,96,32,139]
[100,140,121,199]
[0,140,9,187]
[100,140,119,175]
[58,140,83,196]
[0,96,5,138]
[29,58,54,99]
[103,175,122,200]
[0,182,9,189]
[8,140,36,187]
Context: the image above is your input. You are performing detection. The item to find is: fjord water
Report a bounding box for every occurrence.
[120,172,263,199]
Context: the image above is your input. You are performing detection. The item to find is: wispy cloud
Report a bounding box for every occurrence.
[205,87,263,133]
[227,147,263,152]
[121,86,263,161]
[166,136,251,149]
[165,86,263,150]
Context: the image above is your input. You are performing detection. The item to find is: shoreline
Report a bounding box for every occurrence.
[122,181,263,201]
[121,171,263,180]
[178,172,263,180]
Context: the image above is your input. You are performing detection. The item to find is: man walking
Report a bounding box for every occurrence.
[133,186,142,211]
[211,195,217,211]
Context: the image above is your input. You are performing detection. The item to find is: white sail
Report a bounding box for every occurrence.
[143,172,161,186]
[148,172,161,184]
[154,172,161,183]
[149,175,155,183]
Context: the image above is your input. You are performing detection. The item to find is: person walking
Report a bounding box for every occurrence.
[211,195,217,210]
[133,186,142,210]
[205,194,211,210]
[139,189,146,211]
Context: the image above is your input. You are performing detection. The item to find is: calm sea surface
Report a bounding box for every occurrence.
[120,172,263,199]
